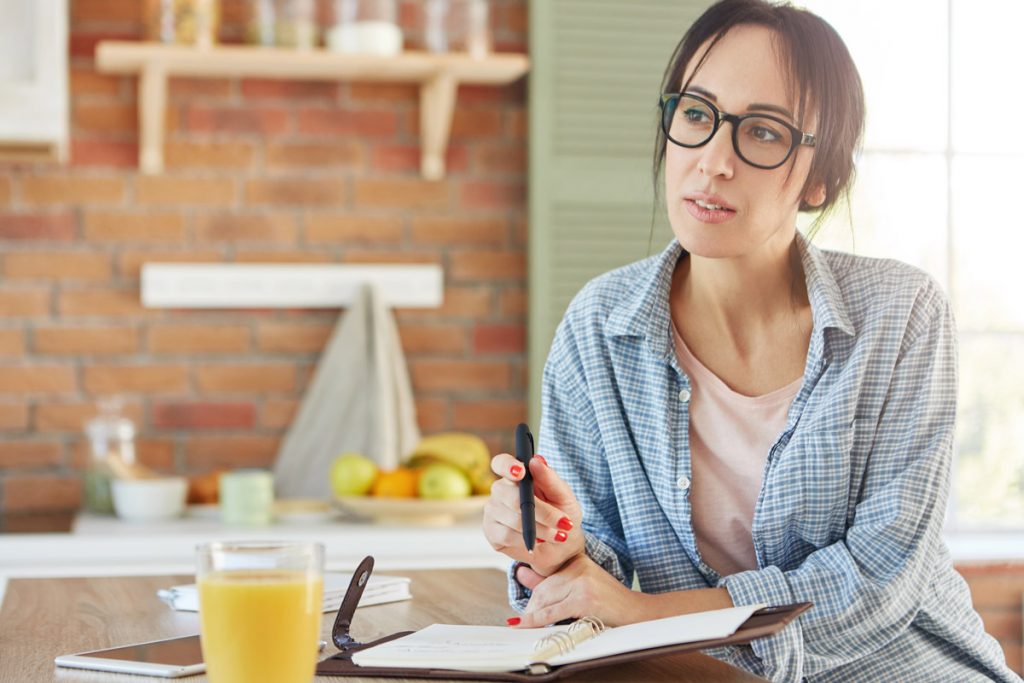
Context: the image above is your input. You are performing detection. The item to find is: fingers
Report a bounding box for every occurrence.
[509,556,592,628]
[489,454,575,538]
[485,454,580,569]
[491,452,526,480]
[529,457,577,509]
[516,579,576,628]
[486,494,569,546]
[515,563,545,591]
[517,604,572,629]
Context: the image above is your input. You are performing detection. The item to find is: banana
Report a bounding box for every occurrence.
[407,432,495,495]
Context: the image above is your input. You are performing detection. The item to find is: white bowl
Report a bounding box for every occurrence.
[111,477,187,522]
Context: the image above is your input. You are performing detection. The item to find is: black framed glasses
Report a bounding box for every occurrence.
[660,92,816,170]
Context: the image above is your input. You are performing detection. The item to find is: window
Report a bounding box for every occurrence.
[798,1,1024,527]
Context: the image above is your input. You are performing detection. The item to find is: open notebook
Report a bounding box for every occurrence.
[351,605,761,675]
[157,571,411,613]
[318,556,811,681]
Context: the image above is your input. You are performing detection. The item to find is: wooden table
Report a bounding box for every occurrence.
[0,569,767,682]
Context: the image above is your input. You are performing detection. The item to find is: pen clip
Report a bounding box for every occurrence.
[515,423,534,465]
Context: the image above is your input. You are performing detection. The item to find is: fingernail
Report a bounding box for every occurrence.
[554,530,568,543]
[534,455,548,466]
[510,464,523,477]
[557,517,573,531]
[506,617,521,626]
[537,537,546,543]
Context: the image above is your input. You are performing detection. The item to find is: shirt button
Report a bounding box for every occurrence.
[676,475,691,491]
[678,388,691,402]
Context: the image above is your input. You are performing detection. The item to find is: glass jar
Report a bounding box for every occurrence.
[424,0,490,58]
[246,0,276,46]
[274,0,317,49]
[145,0,221,48]
[83,397,137,515]
[327,0,402,55]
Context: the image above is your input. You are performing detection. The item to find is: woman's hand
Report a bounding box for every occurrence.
[511,555,655,628]
[482,453,584,577]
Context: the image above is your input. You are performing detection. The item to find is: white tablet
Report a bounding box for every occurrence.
[54,634,205,678]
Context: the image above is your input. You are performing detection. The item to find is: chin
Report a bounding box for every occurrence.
[670,222,748,260]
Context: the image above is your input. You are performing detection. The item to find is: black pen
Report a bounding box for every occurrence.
[514,423,536,553]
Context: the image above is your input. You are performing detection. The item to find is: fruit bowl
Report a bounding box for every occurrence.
[334,495,489,526]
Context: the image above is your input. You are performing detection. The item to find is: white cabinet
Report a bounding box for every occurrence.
[0,0,68,163]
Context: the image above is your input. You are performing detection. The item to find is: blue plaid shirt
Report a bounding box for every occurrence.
[510,235,1019,682]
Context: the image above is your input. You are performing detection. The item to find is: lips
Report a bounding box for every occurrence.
[683,192,736,212]
[682,191,736,224]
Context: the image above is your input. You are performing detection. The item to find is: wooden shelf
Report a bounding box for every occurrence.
[95,42,529,179]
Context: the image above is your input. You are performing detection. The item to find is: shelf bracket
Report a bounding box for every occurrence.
[139,64,167,174]
[419,73,457,181]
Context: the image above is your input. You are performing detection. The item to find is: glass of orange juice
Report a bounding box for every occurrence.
[197,541,324,683]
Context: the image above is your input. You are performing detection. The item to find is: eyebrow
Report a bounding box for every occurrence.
[686,85,796,121]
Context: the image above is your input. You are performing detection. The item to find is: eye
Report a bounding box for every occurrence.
[682,107,712,124]
[744,121,786,145]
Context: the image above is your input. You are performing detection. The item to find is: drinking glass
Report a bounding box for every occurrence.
[197,541,324,683]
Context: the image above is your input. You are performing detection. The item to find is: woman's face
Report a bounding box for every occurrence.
[665,24,820,261]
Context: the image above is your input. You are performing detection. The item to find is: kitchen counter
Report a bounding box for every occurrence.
[3,510,1020,607]
[0,511,507,604]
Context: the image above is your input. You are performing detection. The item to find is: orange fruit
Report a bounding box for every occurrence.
[370,467,420,498]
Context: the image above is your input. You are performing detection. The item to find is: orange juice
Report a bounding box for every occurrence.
[198,570,323,683]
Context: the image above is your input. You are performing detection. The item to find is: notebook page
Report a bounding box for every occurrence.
[351,623,572,672]
[550,604,761,666]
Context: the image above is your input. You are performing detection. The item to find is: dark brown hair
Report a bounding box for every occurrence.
[653,0,865,224]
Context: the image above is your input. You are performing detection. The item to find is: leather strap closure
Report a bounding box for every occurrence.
[332,555,375,651]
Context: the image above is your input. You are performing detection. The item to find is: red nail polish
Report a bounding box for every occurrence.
[557,517,573,531]
[537,537,546,543]
[506,617,521,626]
[534,455,548,466]
[554,530,568,543]
[510,464,523,477]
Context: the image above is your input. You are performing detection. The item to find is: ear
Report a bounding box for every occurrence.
[804,183,826,208]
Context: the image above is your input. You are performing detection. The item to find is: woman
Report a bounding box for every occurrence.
[482,1,1019,681]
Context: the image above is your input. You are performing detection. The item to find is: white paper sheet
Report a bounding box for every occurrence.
[351,604,761,673]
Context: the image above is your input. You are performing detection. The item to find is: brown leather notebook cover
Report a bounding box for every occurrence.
[316,557,811,682]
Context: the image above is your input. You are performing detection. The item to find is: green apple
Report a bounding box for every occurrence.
[330,453,379,496]
[417,462,472,500]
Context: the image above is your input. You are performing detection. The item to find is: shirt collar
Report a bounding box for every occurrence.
[604,233,856,359]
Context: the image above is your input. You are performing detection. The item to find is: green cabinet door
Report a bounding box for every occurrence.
[528,0,712,423]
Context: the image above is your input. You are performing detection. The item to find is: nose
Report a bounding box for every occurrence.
[696,124,735,180]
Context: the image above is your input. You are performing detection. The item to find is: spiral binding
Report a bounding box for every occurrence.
[530,616,606,662]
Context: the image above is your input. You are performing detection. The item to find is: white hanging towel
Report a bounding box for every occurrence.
[272,283,420,499]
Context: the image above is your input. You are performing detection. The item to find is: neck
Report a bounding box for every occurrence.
[673,236,808,349]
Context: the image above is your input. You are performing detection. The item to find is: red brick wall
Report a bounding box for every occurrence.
[958,562,1024,676]
[0,0,528,518]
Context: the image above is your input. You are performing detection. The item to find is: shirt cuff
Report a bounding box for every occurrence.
[584,532,630,586]
[507,560,532,612]
[717,565,804,683]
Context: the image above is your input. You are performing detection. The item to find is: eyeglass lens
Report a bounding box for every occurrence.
[664,94,794,168]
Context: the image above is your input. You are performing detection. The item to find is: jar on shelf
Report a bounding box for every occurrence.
[326,0,402,55]
[424,0,490,58]
[83,397,137,515]
[144,0,221,48]
[274,0,318,49]
[246,0,276,46]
